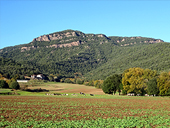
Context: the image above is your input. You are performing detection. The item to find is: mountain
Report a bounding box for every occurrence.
[0,29,170,80]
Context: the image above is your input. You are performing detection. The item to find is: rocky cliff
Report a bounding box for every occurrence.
[32,31,83,42]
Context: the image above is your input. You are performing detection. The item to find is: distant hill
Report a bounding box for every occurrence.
[0,29,169,80]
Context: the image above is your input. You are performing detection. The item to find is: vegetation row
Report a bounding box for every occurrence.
[0,67,169,96]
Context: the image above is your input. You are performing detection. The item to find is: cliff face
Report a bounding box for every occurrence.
[32,30,164,44]
[32,31,82,42]
[21,41,83,52]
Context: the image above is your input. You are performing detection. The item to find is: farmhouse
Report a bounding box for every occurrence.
[31,74,46,80]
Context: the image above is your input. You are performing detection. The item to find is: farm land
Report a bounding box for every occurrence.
[0,82,170,127]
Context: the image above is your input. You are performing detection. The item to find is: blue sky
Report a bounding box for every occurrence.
[0,0,170,49]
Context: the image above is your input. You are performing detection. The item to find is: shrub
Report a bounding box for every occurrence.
[64,78,73,83]
[76,79,84,84]
[0,80,9,88]
[94,80,103,89]
[87,80,94,86]
[9,81,20,89]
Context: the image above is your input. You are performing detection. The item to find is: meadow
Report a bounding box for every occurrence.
[0,82,170,128]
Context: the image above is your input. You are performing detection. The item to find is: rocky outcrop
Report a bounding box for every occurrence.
[32,31,80,42]
[21,46,38,52]
[32,35,50,42]
[121,38,125,42]
[120,39,163,47]
[97,34,106,38]
[49,41,84,48]
[21,41,85,52]
[144,39,163,43]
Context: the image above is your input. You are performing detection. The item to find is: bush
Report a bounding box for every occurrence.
[94,80,103,89]
[9,81,20,89]
[87,80,94,86]
[76,79,84,84]
[64,78,73,83]
[0,80,9,88]
[60,78,65,83]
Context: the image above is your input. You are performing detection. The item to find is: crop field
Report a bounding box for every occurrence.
[0,95,170,128]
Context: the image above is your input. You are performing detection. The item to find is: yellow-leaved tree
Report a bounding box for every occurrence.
[122,67,157,95]
[157,72,170,96]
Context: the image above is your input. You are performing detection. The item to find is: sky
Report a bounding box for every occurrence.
[0,0,170,49]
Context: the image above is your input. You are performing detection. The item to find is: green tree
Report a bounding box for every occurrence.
[0,80,9,88]
[9,81,20,89]
[147,78,159,95]
[102,74,122,95]
[118,83,123,95]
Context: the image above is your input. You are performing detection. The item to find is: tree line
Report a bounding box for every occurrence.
[102,67,170,96]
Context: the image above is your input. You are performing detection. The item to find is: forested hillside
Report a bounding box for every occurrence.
[0,57,38,78]
[0,30,169,80]
[85,43,170,79]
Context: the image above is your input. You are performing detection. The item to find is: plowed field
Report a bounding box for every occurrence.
[0,95,170,127]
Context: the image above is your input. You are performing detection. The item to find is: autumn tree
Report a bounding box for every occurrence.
[102,74,122,95]
[157,72,170,96]
[122,67,157,95]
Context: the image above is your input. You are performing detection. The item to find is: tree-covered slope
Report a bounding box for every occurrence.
[0,57,38,78]
[84,43,170,80]
[0,30,169,80]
